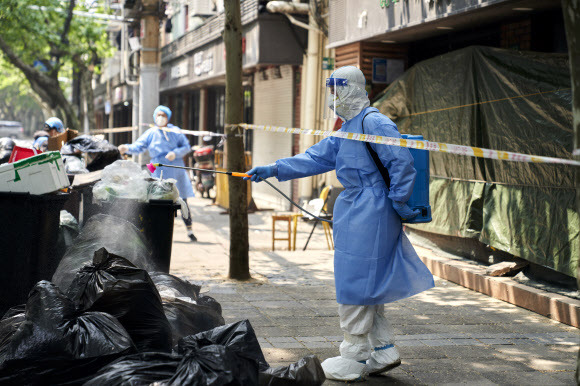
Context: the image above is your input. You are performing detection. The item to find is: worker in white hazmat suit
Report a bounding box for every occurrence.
[245,66,434,381]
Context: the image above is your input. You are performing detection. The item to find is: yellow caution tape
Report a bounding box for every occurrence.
[235,123,580,167]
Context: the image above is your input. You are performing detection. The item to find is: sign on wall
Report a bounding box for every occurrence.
[171,60,189,79]
[322,57,334,70]
[193,51,214,76]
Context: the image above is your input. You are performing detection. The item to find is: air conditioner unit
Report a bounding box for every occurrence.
[191,0,217,16]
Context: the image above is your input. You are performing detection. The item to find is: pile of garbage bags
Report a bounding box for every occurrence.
[91,160,189,220]
[61,135,121,174]
[0,214,325,385]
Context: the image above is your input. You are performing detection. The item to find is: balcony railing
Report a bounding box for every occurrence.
[161,0,259,63]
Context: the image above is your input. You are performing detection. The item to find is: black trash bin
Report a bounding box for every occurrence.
[0,192,70,314]
[62,171,104,224]
[84,198,180,273]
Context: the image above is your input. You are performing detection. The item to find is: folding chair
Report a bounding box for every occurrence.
[302,186,335,251]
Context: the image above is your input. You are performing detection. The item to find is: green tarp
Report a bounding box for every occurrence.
[374,46,578,277]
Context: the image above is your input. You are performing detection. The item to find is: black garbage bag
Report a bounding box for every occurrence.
[0,137,15,164]
[168,344,250,385]
[68,248,173,353]
[150,272,201,301]
[0,281,134,385]
[61,135,121,172]
[259,355,326,386]
[175,320,269,385]
[52,214,156,291]
[0,305,25,364]
[84,352,181,386]
[162,298,225,347]
[198,294,223,316]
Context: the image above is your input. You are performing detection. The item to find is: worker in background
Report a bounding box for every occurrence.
[118,105,197,242]
[245,66,434,382]
[33,117,64,151]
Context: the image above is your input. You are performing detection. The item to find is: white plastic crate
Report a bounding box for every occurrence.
[0,151,69,195]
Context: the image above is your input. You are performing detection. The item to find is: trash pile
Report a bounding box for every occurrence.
[92,160,189,219]
[0,214,325,385]
[60,135,121,173]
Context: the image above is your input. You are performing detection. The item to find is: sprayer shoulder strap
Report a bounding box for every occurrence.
[362,111,391,190]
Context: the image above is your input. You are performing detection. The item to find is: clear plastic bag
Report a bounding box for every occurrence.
[147,178,179,202]
[62,155,89,174]
[93,160,150,202]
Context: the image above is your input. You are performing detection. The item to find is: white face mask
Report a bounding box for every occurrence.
[155,115,168,127]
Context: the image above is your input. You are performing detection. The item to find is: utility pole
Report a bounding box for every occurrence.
[137,0,161,160]
[560,0,579,382]
[224,0,250,280]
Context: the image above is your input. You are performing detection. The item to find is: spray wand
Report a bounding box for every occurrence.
[147,163,332,223]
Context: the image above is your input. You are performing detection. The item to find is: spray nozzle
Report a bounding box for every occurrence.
[146,163,158,173]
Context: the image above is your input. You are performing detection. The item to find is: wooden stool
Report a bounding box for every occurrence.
[272,213,301,251]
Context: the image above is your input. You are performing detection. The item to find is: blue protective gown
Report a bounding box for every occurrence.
[125,124,195,199]
[276,107,434,305]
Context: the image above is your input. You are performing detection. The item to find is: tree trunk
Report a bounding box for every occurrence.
[74,56,97,132]
[224,0,250,280]
[560,0,579,383]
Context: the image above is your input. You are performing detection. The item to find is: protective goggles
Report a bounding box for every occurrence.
[324,77,348,120]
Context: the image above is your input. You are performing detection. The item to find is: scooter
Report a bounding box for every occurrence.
[192,145,215,198]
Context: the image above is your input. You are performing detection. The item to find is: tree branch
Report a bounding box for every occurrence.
[61,0,76,47]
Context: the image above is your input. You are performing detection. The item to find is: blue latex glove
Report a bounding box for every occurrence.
[244,163,278,182]
[392,201,420,220]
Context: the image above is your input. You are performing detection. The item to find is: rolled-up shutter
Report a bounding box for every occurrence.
[252,65,294,210]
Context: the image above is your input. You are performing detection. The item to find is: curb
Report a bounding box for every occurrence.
[415,245,580,328]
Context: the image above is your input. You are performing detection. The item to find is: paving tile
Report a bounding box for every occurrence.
[271,342,305,349]
[447,338,484,346]
[410,371,492,385]
[267,337,299,343]
[302,341,335,349]
[397,340,427,347]
[477,338,514,345]
[398,347,449,361]
[436,345,497,358]
[420,339,457,347]
[261,348,313,364]
[296,336,328,342]
[478,370,569,385]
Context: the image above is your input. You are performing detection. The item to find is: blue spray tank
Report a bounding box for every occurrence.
[401,134,431,224]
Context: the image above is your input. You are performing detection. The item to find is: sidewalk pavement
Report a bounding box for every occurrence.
[170,195,579,385]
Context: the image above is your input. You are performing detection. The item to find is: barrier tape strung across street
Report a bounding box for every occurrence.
[145,124,226,138]
[92,124,226,138]
[90,126,137,134]
[231,123,580,167]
